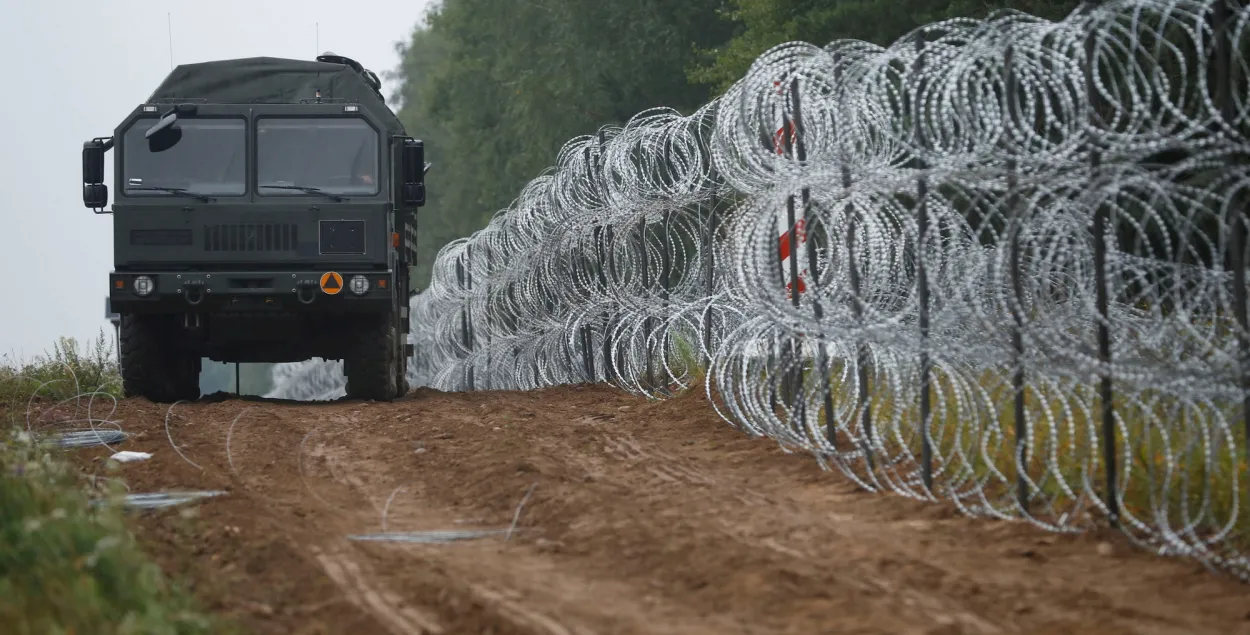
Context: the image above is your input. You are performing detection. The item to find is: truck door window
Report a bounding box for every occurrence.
[122,118,246,196]
[257,118,380,197]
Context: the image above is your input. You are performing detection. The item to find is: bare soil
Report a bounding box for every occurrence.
[68,385,1250,635]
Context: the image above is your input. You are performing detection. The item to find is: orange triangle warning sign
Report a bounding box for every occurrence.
[320,271,344,295]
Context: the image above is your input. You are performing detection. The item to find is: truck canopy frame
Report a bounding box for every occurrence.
[146,56,405,136]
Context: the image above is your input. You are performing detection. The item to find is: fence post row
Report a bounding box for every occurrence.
[402,2,1250,580]
[912,31,935,495]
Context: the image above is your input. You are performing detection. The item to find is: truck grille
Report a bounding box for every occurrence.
[204,224,299,252]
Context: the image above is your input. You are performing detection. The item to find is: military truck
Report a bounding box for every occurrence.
[82,53,426,403]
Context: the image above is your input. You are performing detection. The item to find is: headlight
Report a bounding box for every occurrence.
[133,275,155,297]
[349,275,369,296]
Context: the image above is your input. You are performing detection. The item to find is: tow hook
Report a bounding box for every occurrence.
[185,285,204,306]
[297,285,317,305]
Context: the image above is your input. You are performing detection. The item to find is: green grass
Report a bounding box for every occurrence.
[666,329,708,389]
[0,332,122,404]
[0,334,231,635]
[828,360,1248,552]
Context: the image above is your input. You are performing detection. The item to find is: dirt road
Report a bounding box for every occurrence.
[70,385,1249,635]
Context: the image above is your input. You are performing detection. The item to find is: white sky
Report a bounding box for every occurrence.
[0,0,433,359]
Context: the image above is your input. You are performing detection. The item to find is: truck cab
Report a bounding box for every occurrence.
[82,53,426,403]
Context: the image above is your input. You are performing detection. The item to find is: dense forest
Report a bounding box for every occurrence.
[387,0,1085,289]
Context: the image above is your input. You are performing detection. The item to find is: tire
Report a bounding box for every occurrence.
[344,314,398,401]
[119,314,201,403]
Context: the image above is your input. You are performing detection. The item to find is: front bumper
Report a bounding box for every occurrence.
[109,269,395,313]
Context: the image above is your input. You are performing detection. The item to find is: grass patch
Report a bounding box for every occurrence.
[833,359,1248,552]
[0,332,122,404]
[665,328,708,391]
[0,335,232,634]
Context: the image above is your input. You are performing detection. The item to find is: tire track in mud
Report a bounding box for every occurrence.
[71,387,1250,635]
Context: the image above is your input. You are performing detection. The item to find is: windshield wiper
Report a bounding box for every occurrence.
[259,184,346,202]
[126,186,214,203]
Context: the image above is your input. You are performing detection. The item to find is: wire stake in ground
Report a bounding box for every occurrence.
[507,483,538,541]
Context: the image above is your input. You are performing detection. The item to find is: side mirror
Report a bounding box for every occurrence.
[82,138,112,210]
[84,183,109,209]
[400,138,426,207]
[83,139,106,184]
[402,183,425,206]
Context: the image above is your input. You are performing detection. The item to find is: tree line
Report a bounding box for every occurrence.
[388,0,1084,290]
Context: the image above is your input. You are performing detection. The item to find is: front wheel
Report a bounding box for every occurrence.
[344,314,398,401]
[119,314,201,403]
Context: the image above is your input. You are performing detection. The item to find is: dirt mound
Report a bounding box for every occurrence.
[72,386,1250,634]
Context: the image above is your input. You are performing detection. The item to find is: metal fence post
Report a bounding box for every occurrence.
[484,242,493,391]
[913,31,935,494]
[640,216,654,390]
[845,164,870,464]
[1005,45,1030,512]
[660,141,675,393]
[1213,0,1250,465]
[782,102,803,423]
[459,244,475,391]
[833,50,870,463]
[792,76,829,448]
[767,75,803,420]
[1083,0,1119,525]
[596,224,614,383]
[702,196,716,365]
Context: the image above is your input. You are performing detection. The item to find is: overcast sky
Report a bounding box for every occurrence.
[0,0,433,359]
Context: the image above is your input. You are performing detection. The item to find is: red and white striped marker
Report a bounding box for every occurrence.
[772,80,806,299]
[778,218,808,298]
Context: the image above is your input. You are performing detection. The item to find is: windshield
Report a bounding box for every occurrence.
[123,118,246,197]
[257,118,380,196]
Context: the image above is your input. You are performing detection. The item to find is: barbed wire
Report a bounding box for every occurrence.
[277,0,1250,579]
